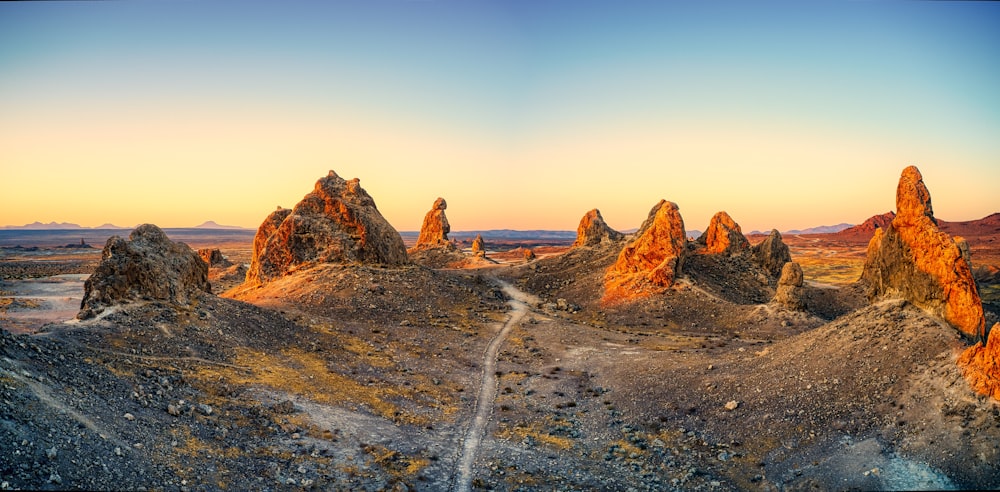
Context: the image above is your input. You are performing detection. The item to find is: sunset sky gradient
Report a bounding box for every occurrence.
[2,1,998,233]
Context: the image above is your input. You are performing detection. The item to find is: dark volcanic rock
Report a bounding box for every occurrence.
[696,211,750,255]
[572,209,623,248]
[603,200,687,304]
[751,229,792,279]
[860,166,985,339]
[410,197,455,252]
[198,248,232,267]
[245,171,409,286]
[79,224,210,319]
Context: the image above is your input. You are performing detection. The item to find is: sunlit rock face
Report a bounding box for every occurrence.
[771,261,805,310]
[410,197,455,252]
[245,170,409,286]
[860,166,984,339]
[471,234,486,258]
[959,323,1000,400]
[198,248,231,267]
[751,229,792,279]
[79,224,211,319]
[572,208,624,248]
[603,200,687,304]
[696,211,750,255]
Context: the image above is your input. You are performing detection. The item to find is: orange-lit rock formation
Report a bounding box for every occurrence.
[79,224,211,319]
[572,208,624,247]
[751,229,792,279]
[410,197,455,252]
[245,171,409,286]
[471,234,486,257]
[771,261,805,310]
[860,166,985,339]
[603,200,687,303]
[958,323,1000,400]
[697,211,750,255]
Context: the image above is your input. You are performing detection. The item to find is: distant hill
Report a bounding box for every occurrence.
[193,221,249,230]
[1,221,86,230]
[833,212,1000,241]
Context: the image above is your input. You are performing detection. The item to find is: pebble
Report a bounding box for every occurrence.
[725,400,739,411]
[124,413,135,421]
[167,404,180,416]
[197,403,213,416]
[46,447,57,459]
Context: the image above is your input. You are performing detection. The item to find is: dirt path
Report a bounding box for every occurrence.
[454,279,538,492]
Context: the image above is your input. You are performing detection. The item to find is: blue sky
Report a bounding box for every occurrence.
[1,0,997,231]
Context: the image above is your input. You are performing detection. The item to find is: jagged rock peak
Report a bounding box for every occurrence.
[572,208,624,247]
[410,197,455,252]
[959,323,1000,400]
[245,170,409,286]
[471,234,486,257]
[697,211,750,255]
[603,200,687,304]
[79,224,211,319]
[860,166,984,339]
[771,261,805,310]
[751,229,792,279]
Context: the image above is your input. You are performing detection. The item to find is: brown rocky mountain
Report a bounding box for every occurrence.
[860,166,985,339]
[696,211,750,255]
[603,200,687,304]
[572,208,624,248]
[409,197,455,252]
[244,171,409,287]
[78,224,210,319]
[750,229,792,279]
[837,212,896,238]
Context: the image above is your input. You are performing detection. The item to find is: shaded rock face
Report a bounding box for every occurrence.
[861,166,985,339]
[603,200,687,304]
[79,224,210,319]
[697,211,750,255]
[958,323,1000,400]
[245,171,409,286]
[410,197,455,252]
[198,248,232,267]
[751,229,792,279]
[771,262,805,310]
[572,209,623,248]
[471,234,486,257]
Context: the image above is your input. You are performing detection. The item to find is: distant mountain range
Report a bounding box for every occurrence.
[0,221,250,230]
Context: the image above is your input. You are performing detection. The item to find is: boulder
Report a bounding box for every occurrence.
[198,248,232,267]
[603,200,687,303]
[771,262,805,310]
[697,211,750,255]
[751,229,792,279]
[79,224,211,319]
[471,234,486,257]
[409,197,455,252]
[958,323,1000,400]
[245,171,409,286]
[860,166,985,339]
[572,209,623,247]
[522,248,537,262]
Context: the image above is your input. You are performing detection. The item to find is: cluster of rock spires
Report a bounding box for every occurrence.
[78,224,211,319]
[245,171,409,286]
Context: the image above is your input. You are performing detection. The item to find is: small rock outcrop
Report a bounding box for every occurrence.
[860,166,985,339]
[697,211,750,255]
[603,200,687,303]
[198,248,232,267]
[79,224,211,319]
[771,261,805,310]
[572,209,623,247]
[245,171,409,286]
[958,323,1000,400]
[751,229,792,279]
[522,248,536,262]
[409,197,455,252]
[471,234,486,257]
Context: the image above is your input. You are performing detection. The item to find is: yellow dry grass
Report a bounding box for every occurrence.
[797,256,864,285]
[496,420,573,451]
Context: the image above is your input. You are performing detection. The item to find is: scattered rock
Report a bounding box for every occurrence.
[603,200,687,304]
[696,211,749,255]
[409,197,456,252]
[245,171,409,286]
[78,224,211,319]
[860,166,985,339]
[572,209,624,248]
[771,262,805,310]
[750,229,792,279]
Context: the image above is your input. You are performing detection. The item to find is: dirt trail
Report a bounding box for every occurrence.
[454,279,538,492]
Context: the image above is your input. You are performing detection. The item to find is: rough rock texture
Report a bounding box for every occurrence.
[861,166,985,339]
[198,248,232,267]
[245,171,409,286]
[79,224,210,319]
[409,197,455,252]
[771,261,805,310]
[471,234,486,257]
[603,200,687,304]
[696,211,750,255]
[751,229,792,279]
[572,209,624,248]
[522,248,536,262]
[958,323,1000,400]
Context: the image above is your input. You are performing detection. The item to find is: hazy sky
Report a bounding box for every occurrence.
[2,1,998,232]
